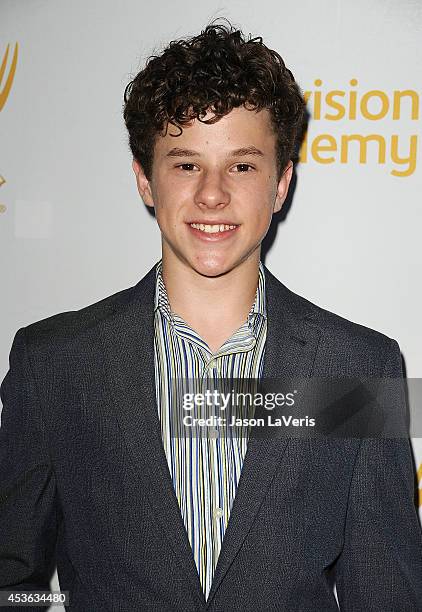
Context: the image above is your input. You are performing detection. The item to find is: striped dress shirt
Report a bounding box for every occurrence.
[153,260,267,599]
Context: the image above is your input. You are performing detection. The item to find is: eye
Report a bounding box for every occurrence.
[177,163,198,171]
[232,163,255,172]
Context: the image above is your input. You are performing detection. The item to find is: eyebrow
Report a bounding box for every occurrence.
[165,146,265,158]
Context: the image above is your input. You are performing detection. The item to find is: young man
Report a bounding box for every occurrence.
[1,22,421,611]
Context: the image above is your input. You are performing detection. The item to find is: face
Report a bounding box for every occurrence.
[133,106,293,278]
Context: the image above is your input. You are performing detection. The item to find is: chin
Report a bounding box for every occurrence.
[190,256,234,278]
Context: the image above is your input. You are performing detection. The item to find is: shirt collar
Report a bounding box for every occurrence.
[154,260,172,321]
[248,260,267,321]
[154,259,267,331]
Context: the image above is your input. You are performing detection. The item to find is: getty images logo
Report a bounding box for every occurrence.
[0,43,19,214]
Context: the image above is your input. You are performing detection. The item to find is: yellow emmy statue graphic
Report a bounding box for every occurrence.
[0,42,18,111]
[0,42,19,214]
[418,463,422,508]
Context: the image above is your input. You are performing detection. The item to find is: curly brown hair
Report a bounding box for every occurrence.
[123,20,305,180]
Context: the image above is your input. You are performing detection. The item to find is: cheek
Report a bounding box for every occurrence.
[248,174,278,203]
[152,189,184,233]
[248,188,276,220]
[152,177,191,212]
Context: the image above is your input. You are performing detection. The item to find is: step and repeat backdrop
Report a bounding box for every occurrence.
[1,0,421,602]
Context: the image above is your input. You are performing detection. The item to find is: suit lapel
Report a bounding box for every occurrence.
[206,266,321,606]
[99,264,206,608]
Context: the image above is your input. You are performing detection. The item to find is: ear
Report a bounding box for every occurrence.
[132,159,154,208]
[273,161,293,213]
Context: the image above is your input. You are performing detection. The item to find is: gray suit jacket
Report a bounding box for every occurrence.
[1,262,421,611]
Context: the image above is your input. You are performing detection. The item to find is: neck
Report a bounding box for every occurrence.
[161,250,261,332]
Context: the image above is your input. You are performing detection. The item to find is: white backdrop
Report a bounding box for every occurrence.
[1,0,421,604]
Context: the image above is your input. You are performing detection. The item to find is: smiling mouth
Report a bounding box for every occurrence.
[189,223,238,234]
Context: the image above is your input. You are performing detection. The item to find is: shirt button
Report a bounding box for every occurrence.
[209,359,216,368]
[213,507,224,520]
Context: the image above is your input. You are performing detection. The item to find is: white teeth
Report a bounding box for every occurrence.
[190,223,237,233]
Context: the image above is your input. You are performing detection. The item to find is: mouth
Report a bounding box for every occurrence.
[187,222,240,241]
[189,222,238,233]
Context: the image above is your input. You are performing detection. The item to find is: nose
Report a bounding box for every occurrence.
[194,169,230,210]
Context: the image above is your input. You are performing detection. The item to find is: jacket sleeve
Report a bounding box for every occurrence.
[0,327,59,591]
[334,339,422,611]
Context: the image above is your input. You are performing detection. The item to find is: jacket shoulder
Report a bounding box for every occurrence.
[298,289,393,348]
[264,266,397,358]
[22,264,157,349]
